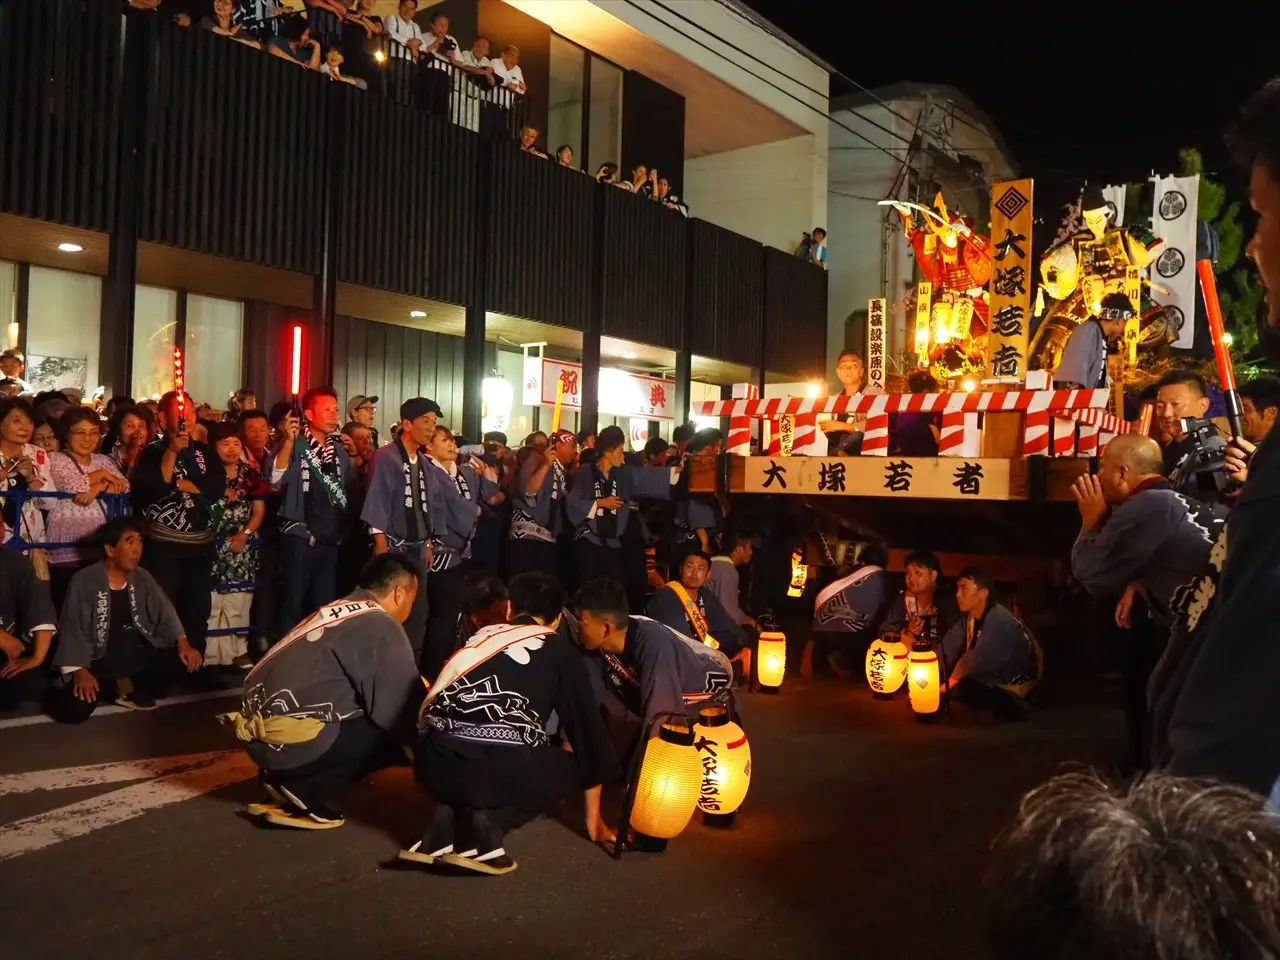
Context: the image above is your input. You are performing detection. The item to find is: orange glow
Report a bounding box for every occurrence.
[173,346,185,421]
[290,325,303,396]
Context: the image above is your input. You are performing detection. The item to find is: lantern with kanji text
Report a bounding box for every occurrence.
[865,634,909,697]
[692,705,751,823]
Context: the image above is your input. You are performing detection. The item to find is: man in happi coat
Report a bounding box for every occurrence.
[646,549,750,677]
[506,429,576,580]
[399,573,619,876]
[809,545,889,678]
[221,554,423,830]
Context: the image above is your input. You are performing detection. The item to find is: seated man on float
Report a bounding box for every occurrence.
[645,550,751,676]
[939,566,1038,722]
[52,517,202,722]
[809,544,889,678]
[400,573,619,876]
[879,548,959,647]
[575,577,734,729]
[221,554,423,830]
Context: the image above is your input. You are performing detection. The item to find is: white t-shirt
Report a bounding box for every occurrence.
[459,50,490,70]
[428,33,463,68]
[491,60,525,90]
[383,14,422,60]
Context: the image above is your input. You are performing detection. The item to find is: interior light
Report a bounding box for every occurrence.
[410,310,427,318]
[805,382,821,397]
[57,242,82,253]
[622,351,638,359]
[962,378,977,392]
[374,50,386,64]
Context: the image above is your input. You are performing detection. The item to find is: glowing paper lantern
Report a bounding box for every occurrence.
[907,642,941,716]
[787,551,807,598]
[692,706,751,816]
[480,376,513,434]
[865,636,908,696]
[756,628,786,690]
[630,723,702,840]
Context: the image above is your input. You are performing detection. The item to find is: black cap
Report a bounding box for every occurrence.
[1082,184,1107,213]
[400,397,443,422]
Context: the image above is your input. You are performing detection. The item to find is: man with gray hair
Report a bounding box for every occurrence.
[1071,434,1226,769]
[986,771,1280,960]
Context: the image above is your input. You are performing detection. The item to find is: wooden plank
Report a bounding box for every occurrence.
[981,410,1024,458]
[738,456,1016,502]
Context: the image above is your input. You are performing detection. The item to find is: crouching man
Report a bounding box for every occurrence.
[222,553,423,830]
[400,573,619,875]
[52,518,202,721]
[575,577,734,728]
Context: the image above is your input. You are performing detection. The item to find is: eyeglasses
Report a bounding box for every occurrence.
[68,429,100,439]
[358,405,376,412]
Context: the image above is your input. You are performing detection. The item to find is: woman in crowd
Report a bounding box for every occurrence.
[103,403,150,476]
[31,418,58,455]
[205,423,263,670]
[45,408,127,607]
[555,144,575,168]
[621,164,652,195]
[0,398,55,556]
[421,425,499,678]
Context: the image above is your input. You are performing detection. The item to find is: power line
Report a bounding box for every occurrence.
[618,0,918,166]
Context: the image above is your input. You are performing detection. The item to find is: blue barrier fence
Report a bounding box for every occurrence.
[0,488,263,640]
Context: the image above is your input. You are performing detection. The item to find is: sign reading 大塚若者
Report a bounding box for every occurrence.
[986,179,1035,380]
[521,358,675,420]
[744,456,1012,501]
[866,298,886,393]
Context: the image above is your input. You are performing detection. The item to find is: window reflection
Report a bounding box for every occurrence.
[587,55,622,175]
[548,35,584,166]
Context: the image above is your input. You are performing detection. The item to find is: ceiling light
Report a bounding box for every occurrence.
[410,310,427,318]
[622,351,638,359]
[806,382,822,397]
[57,242,82,253]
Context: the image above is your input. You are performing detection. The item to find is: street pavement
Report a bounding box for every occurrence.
[0,677,1122,960]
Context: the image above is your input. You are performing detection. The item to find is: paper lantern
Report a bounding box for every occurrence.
[692,706,751,816]
[630,723,702,840]
[756,629,787,689]
[787,551,807,598]
[907,642,941,715]
[865,636,909,696]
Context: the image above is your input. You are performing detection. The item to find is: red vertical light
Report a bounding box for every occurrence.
[290,324,303,397]
[173,346,185,422]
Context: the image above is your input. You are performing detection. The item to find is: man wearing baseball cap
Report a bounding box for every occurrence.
[361,397,442,664]
[347,395,381,447]
[506,429,577,581]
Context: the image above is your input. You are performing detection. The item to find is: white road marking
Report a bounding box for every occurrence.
[0,750,256,862]
[0,688,242,730]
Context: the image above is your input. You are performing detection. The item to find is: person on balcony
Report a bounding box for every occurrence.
[383,0,422,61]
[271,387,358,641]
[131,391,226,671]
[519,125,547,158]
[46,408,128,609]
[266,23,322,69]
[622,165,653,196]
[200,0,262,48]
[491,44,527,95]
[52,518,202,721]
[341,0,383,76]
[653,175,688,216]
[421,424,499,680]
[320,48,367,89]
[301,0,346,51]
[363,398,439,666]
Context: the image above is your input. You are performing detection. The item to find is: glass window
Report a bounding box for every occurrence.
[586,56,623,176]
[185,294,243,410]
[548,35,584,168]
[132,285,178,401]
[27,266,102,394]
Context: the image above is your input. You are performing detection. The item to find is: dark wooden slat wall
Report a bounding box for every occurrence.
[0,0,120,231]
[332,315,467,431]
[689,218,764,368]
[764,247,828,377]
[486,149,594,330]
[601,188,685,350]
[336,89,478,305]
[140,21,326,275]
[243,301,323,403]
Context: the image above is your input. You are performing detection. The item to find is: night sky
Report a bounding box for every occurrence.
[743,0,1279,204]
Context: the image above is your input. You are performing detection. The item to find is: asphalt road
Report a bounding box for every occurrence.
[0,678,1122,960]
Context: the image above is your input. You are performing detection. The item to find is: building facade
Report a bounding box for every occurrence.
[0,0,829,442]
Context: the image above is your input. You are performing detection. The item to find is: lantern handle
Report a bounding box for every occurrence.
[612,709,691,861]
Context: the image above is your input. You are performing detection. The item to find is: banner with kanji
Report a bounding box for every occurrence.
[986,179,1034,379]
[742,456,1013,501]
[866,298,886,392]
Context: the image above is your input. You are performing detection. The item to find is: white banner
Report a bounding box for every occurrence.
[866,297,886,393]
[1150,174,1199,349]
[1102,184,1126,227]
[523,359,675,420]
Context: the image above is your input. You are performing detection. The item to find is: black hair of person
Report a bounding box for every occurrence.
[572,577,629,629]
[904,549,942,575]
[859,543,888,569]
[267,401,293,428]
[1239,375,1280,412]
[957,565,996,595]
[99,516,145,549]
[1154,370,1207,398]
[1227,77,1280,182]
[597,425,626,452]
[301,386,338,413]
[642,436,668,459]
[463,573,508,614]
[358,553,421,594]
[507,573,566,624]
[239,409,269,427]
